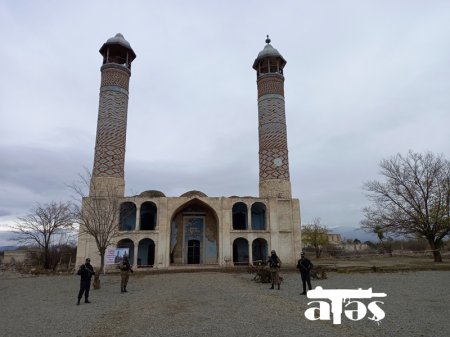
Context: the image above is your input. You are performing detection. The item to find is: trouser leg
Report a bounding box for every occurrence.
[306,274,312,290]
[85,282,91,301]
[273,271,279,285]
[301,274,307,293]
[275,271,280,289]
[78,284,85,300]
[121,273,129,291]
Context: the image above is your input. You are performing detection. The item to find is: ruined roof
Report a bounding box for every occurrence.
[180,190,208,198]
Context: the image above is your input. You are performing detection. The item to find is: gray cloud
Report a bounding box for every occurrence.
[0,210,12,217]
[0,230,16,247]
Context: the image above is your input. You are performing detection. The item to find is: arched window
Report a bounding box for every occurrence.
[137,238,155,267]
[232,238,249,265]
[140,202,157,230]
[252,238,268,263]
[251,202,266,230]
[232,202,248,230]
[119,202,136,231]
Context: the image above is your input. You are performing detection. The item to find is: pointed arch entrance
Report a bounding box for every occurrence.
[169,198,219,265]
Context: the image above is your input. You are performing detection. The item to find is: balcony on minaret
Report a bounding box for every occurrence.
[99,33,136,70]
[253,36,286,77]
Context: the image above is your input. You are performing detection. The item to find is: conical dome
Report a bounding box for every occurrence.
[252,36,286,70]
[99,33,136,63]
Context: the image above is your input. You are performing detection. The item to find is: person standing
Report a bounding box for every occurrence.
[120,256,133,293]
[297,252,313,295]
[267,250,282,290]
[77,258,95,305]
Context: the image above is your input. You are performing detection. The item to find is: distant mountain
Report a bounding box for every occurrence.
[327,226,378,243]
[0,246,16,251]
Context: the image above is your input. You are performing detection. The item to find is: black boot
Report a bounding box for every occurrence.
[270,284,274,289]
[278,283,280,290]
[123,286,128,293]
[121,287,124,293]
[85,298,91,303]
[77,298,81,305]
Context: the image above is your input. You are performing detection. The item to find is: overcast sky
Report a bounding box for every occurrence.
[1,1,449,245]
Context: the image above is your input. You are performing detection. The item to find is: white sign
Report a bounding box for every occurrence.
[105,248,130,265]
[305,286,386,324]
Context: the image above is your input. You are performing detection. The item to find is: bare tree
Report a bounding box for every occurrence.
[302,218,329,258]
[11,201,75,269]
[361,151,450,262]
[70,171,122,289]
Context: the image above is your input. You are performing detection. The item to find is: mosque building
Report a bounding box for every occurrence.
[76,33,302,269]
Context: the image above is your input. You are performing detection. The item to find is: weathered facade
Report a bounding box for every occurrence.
[76,34,302,269]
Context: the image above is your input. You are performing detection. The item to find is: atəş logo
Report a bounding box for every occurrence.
[305,287,387,324]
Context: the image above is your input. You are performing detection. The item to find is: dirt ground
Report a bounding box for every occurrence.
[307,253,450,273]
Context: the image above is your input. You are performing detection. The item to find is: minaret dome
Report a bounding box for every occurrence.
[99,33,136,69]
[253,35,287,77]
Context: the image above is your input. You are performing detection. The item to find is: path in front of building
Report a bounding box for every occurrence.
[0,270,448,337]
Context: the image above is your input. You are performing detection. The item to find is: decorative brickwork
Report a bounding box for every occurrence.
[100,65,130,90]
[92,65,130,194]
[256,69,291,198]
[257,74,284,98]
[259,149,289,179]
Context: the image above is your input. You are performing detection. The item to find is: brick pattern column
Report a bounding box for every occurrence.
[257,73,292,198]
[91,64,131,197]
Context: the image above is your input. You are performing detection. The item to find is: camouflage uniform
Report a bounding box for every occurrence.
[120,257,133,292]
[267,251,282,289]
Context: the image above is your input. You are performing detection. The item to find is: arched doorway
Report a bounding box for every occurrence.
[117,239,134,265]
[252,238,268,263]
[187,240,200,264]
[138,238,155,267]
[233,238,249,265]
[169,198,219,265]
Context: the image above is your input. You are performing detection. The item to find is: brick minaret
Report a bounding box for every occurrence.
[253,36,291,199]
[90,33,136,196]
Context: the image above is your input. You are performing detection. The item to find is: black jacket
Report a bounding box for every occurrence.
[296,257,313,274]
[78,263,95,281]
